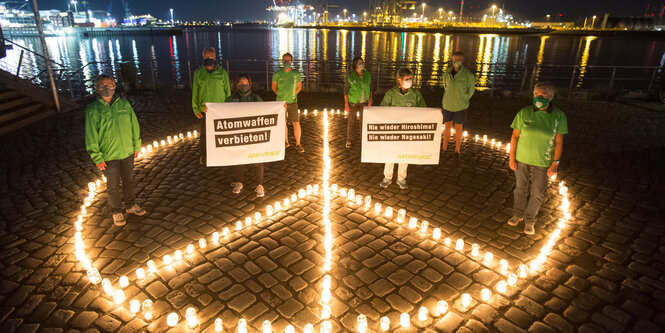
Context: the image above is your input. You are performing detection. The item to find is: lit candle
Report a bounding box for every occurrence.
[355,195,362,205]
[507,273,518,286]
[153,140,158,147]
[471,243,480,257]
[199,238,207,249]
[321,289,331,303]
[119,275,129,288]
[113,289,125,304]
[444,237,452,246]
[291,194,297,202]
[420,220,429,233]
[432,228,441,240]
[166,312,178,327]
[518,264,528,278]
[235,221,243,230]
[262,320,271,333]
[285,324,295,333]
[483,252,494,264]
[348,189,355,200]
[497,280,507,293]
[86,268,101,284]
[130,299,140,313]
[136,268,145,279]
[500,259,508,271]
[186,307,198,328]
[313,184,320,193]
[397,209,406,222]
[245,217,252,226]
[474,134,479,140]
[254,212,261,221]
[187,244,195,254]
[384,206,393,218]
[274,201,282,211]
[163,254,173,266]
[481,288,492,301]
[142,299,153,320]
[455,238,464,251]
[357,314,368,333]
[437,300,449,316]
[323,275,331,289]
[299,189,306,198]
[380,316,390,331]
[214,318,223,332]
[238,318,248,333]
[364,195,372,208]
[400,313,410,328]
[418,306,429,321]
[304,323,314,333]
[147,260,157,273]
[160,139,166,146]
[408,217,417,229]
[374,202,382,214]
[266,205,274,216]
[461,293,472,308]
[212,232,220,244]
[340,188,347,197]
[193,130,198,137]
[321,304,331,319]
[321,320,332,333]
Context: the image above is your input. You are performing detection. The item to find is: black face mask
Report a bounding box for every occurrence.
[203,58,216,67]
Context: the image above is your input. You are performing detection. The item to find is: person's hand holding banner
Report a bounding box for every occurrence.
[361,106,443,165]
[205,101,286,166]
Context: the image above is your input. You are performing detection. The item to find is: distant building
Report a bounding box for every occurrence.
[123,15,158,26]
[530,21,575,29]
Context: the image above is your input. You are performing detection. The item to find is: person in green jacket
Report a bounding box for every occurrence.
[441,51,476,158]
[227,74,266,198]
[508,82,568,235]
[85,74,146,226]
[379,68,427,190]
[272,52,304,153]
[344,56,373,148]
[192,47,231,165]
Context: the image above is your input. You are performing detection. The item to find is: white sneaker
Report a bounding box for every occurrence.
[126,204,146,216]
[524,225,535,235]
[112,213,126,226]
[231,182,243,194]
[255,185,265,197]
[507,216,522,226]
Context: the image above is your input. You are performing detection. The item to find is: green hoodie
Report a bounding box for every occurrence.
[345,69,372,104]
[85,96,141,165]
[441,66,476,112]
[192,65,231,116]
[380,86,426,108]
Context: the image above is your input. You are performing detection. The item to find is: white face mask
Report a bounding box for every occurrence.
[402,79,413,89]
[453,61,462,68]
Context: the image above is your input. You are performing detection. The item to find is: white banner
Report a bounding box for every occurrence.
[361,106,442,165]
[205,101,285,166]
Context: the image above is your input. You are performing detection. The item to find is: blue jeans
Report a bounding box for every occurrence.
[513,162,548,226]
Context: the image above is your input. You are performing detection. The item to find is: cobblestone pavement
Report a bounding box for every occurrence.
[0,90,664,333]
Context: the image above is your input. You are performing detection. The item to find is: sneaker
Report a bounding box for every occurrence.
[507,216,522,226]
[112,213,126,226]
[126,204,146,216]
[379,178,391,188]
[231,182,243,194]
[255,185,265,198]
[345,141,352,148]
[296,145,305,153]
[285,142,290,149]
[396,179,409,190]
[524,224,535,235]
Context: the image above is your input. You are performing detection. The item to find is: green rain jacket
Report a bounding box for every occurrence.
[441,66,476,112]
[85,96,141,165]
[344,69,372,104]
[192,65,231,116]
[380,86,427,108]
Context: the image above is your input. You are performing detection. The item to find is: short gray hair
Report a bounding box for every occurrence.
[396,68,413,80]
[534,81,555,95]
[202,47,216,57]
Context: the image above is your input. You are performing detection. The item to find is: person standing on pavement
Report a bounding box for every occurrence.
[228,74,266,198]
[508,82,568,235]
[379,68,427,190]
[344,56,373,148]
[192,47,231,165]
[272,52,304,153]
[441,51,476,158]
[85,74,146,226]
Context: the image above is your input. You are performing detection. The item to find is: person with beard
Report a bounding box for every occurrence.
[192,47,231,165]
[441,51,476,158]
[85,74,145,226]
[228,74,266,197]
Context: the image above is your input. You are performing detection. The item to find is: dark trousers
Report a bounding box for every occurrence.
[346,102,367,143]
[235,164,264,185]
[103,154,135,214]
[199,114,206,157]
[513,162,549,226]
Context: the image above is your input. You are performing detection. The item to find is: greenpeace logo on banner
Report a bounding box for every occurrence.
[398,153,432,160]
[367,123,437,132]
[214,115,278,132]
[248,151,281,159]
[368,133,435,141]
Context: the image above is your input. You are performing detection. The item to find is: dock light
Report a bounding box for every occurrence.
[420,220,428,233]
[113,289,126,304]
[166,312,178,327]
[130,299,140,313]
[481,288,492,301]
[418,306,429,321]
[136,268,145,279]
[147,260,157,273]
[461,293,472,308]
[238,319,248,333]
[380,316,390,330]
[507,273,518,286]
[484,251,494,264]
[444,237,452,246]
[455,238,464,251]
[199,238,207,249]
[357,314,368,333]
[408,217,417,229]
[364,195,372,208]
[400,313,410,328]
[187,244,195,254]
[437,300,449,316]
[304,324,314,333]
[214,318,223,332]
[471,243,480,257]
[142,299,153,320]
[497,280,507,293]
[384,206,393,218]
[186,307,198,328]
[163,254,173,266]
[374,202,382,214]
[86,268,101,284]
[119,275,129,288]
[433,227,441,239]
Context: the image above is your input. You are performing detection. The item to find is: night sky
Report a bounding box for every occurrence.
[34,0,662,23]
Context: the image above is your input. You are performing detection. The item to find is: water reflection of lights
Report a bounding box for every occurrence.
[535,36,549,80]
[414,33,424,86]
[576,36,596,88]
[339,30,348,71]
[428,33,442,85]
[361,31,367,60]
[476,35,496,90]
[131,39,141,75]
